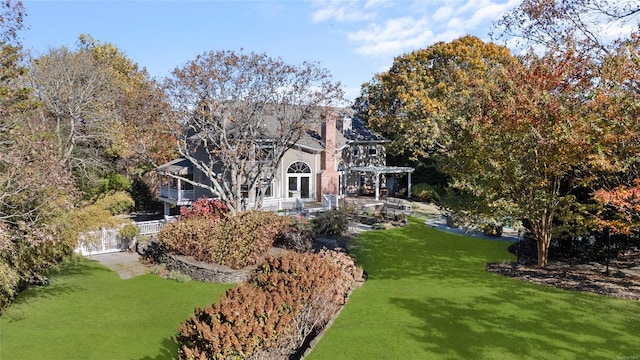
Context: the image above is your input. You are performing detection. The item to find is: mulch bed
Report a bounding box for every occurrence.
[486,261,640,300]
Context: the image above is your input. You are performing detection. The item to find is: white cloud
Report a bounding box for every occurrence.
[311,0,382,23]
[432,6,454,23]
[311,0,520,70]
[452,0,520,30]
[348,16,435,57]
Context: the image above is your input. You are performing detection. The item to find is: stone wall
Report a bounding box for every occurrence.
[139,241,252,283]
[159,253,252,283]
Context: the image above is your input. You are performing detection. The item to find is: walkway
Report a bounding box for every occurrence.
[86,252,148,279]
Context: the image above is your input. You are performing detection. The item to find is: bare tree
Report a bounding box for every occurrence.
[493,0,639,55]
[164,50,343,214]
[24,46,121,185]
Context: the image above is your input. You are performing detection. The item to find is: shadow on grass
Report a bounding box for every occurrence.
[138,336,178,360]
[348,218,510,282]
[388,283,637,359]
[348,219,640,358]
[8,257,108,311]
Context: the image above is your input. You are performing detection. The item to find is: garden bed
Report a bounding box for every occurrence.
[487,261,640,300]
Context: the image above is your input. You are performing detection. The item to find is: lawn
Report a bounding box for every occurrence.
[0,257,232,359]
[3,220,640,360]
[308,218,640,360]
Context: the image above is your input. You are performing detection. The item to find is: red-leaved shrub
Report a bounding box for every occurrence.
[179,197,229,221]
[176,250,358,359]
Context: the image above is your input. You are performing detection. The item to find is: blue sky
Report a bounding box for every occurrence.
[20,0,521,102]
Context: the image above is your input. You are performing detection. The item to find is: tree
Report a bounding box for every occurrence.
[438,35,640,267]
[164,50,342,214]
[493,0,639,55]
[24,36,176,198]
[24,46,121,188]
[76,35,177,174]
[356,35,516,161]
[0,0,77,312]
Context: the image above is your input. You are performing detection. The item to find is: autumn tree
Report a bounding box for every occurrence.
[356,35,516,161]
[24,36,175,200]
[0,0,77,313]
[77,35,177,174]
[438,33,640,267]
[164,50,342,214]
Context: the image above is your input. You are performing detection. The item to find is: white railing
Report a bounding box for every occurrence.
[75,219,169,256]
[136,220,166,235]
[322,194,338,210]
[159,186,195,202]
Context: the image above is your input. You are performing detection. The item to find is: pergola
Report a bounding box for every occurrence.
[350,166,415,201]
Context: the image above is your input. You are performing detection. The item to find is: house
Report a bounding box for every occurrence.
[157,108,413,216]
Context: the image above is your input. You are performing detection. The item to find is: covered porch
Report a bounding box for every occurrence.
[157,158,196,215]
[350,166,415,201]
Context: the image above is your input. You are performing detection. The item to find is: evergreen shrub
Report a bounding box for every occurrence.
[313,208,349,237]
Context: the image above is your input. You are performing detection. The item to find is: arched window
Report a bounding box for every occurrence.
[287,162,311,174]
[287,161,311,199]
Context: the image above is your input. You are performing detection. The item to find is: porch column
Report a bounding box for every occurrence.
[375,172,380,201]
[163,202,170,217]
[407,172,412,198]
[177,178,182,202]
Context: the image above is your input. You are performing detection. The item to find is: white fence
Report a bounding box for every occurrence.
[136,220,166,235]
[75,220,168,256]
[75,228,128,256]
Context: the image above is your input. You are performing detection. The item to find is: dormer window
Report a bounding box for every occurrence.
[368,146,377,156]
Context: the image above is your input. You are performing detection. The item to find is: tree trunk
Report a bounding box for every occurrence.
[529,210,554,268]
[535,232,551,268]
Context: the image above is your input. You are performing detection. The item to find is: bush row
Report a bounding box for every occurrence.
[158,211,291,270]
[176,250,358,359]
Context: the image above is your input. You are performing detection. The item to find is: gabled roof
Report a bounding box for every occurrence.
[306,128,349,152]
[340,115,388,143]
[157,158,192,175]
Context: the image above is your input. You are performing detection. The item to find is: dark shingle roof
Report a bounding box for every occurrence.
[340,115,388,143]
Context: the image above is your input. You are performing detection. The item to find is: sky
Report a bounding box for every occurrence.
[19,0,522,103]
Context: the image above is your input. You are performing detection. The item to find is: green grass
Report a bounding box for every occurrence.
[0,257,232,360]
[308,218,640,360]
[3,220,640,359]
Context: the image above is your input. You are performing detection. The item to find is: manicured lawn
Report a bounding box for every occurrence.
[308,218,640,360]
[3,220,640,359]
[0,257,232,359]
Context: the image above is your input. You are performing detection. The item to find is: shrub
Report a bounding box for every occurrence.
[0,262,20,315]
[158,211,291,269]
[119,223,140,240]
[149,263,166,275]
[179,197,229,221]
[274,215,314,252]
[482,223,503,237]
[411,183,441,203]
[103,173,131,193]
[92,191,135,215]
[176,250,357,359]
[313,208,349,237]
[157,217,217,258]
[168,271,191,283]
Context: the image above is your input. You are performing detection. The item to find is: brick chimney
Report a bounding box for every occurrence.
[319,110,339,200]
